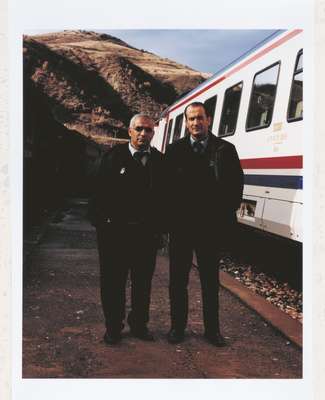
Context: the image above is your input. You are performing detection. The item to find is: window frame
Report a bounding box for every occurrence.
[165,118,174,146]
[218,81,243,137]
[287,49,303,123]
[172,113,184,143]
[204,95,218,131]
[245,61,281,132]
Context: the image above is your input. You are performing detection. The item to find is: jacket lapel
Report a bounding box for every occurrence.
[147,147,161,188]
[206,133,226,181]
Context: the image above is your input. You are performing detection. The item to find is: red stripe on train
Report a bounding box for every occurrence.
[168,29,302,114]
[225,29,302,79]
[169,76,226,113]
[240,155,303,169]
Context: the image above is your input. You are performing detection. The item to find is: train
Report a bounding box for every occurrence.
[152,29,303,246]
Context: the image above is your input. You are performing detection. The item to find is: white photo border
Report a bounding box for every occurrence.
[2,0,319,399]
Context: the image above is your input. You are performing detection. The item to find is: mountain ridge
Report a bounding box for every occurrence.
[23,30,211,144]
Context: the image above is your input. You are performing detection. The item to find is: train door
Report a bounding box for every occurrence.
[152,118,167,151]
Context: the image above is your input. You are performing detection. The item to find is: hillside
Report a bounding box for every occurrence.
[23,30,211,143]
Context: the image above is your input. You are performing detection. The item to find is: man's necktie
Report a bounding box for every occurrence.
[193,141,204,155]
[133,151,147,165]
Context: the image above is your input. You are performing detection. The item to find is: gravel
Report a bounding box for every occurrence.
[219,255,302,323]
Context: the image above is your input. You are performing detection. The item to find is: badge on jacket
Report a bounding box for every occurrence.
[120,167,126,174]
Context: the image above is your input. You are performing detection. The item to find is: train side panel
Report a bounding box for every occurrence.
[153,30,303,243]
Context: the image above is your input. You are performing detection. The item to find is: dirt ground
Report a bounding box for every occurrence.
[23,200,302,379]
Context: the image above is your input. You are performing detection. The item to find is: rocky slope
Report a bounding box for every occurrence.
[23,30,210,143]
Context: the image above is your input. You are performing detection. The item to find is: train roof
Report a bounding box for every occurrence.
[161,29,298,118]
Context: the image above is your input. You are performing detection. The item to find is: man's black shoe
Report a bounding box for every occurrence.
[204,333,227,347]
[130,328,155,341]
[103,331,122,345]
[167,329,185,344]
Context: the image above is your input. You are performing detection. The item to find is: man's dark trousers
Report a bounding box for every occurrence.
[97,223,157,335]
[169,224,221,336]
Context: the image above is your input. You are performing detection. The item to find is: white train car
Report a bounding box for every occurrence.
[152,29,303,244]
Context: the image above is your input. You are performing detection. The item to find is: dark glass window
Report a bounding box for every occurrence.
[288,50,303,121]
[165,118,173,146]
[204,95,217,130]
[239,199,257,219]
[172,113,184,142]
[218,82,243,136]
[246,63,280,131]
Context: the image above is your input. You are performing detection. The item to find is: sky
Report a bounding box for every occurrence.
[100,29,282,74]
[25,29,282,75]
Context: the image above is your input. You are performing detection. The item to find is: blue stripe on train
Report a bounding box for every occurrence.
[244,174,303,189]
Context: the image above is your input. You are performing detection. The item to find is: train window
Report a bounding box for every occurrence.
[218,82,243,136]
[246,62,280,131]
[172,113,184,142]
[288,50,303,122]
[165,118,174,146]
[204,95,217,130]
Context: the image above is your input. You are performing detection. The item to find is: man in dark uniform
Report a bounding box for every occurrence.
[165,102,243,346]
[89,114,165,345]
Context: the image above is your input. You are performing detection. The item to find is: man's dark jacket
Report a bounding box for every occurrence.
[165,133,244,237]
[88,143,165,232]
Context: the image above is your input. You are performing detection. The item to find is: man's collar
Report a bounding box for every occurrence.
[189,134,209,148]
[128,142,151,156]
